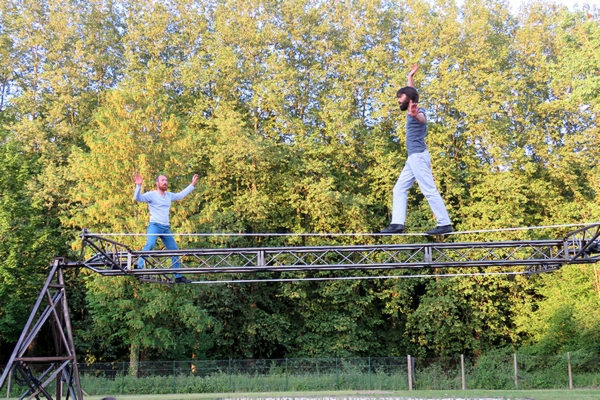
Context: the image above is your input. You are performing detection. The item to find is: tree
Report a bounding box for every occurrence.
[515,264,600,354]
[0,138,68,357]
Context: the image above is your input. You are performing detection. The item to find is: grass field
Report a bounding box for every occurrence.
[59,389,600,400]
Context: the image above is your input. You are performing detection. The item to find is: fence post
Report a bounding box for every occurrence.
[461,354,466,390]
[285,358,288,392]
[335,357,339,389]
[368,356,371,390]
[228,359,232,391]
[173,360,176,394]
[407,355,413,391]
[513,353,518,389]
[568,352,573,389]
[121,361,125,394]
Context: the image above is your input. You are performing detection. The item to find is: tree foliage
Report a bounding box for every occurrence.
[0,0,599,363]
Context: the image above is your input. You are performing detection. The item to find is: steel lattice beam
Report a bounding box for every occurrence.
[66,224,600,283]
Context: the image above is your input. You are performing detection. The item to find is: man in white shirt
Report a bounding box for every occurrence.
[134,173,198,283]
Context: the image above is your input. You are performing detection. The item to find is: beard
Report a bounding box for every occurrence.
[399,99,410,111]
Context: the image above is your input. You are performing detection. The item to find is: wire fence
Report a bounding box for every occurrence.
[2,353,600,397]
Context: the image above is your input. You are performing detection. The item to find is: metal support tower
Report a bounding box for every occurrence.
[0,259,83,400]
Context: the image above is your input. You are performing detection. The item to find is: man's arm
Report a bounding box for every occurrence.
[407,64,425,123]
[408,63,418,88]
[133,173,150,202]
[408,101,426,124]
[170,174,199,201]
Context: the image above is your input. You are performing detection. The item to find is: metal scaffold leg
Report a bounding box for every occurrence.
[0,258,83,400]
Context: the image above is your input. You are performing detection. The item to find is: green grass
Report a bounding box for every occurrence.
[57,389,600,400]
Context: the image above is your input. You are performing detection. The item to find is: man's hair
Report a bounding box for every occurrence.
[155,175,165,183]
[396,86,419,103]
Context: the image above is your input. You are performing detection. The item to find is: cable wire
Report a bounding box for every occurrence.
[186,270,533,284]
[87,222,598,237]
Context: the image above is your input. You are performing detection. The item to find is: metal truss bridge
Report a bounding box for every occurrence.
[2,223,600,399]
[74,224,600,284]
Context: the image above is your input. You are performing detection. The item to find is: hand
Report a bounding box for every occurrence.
[191,174,198,186]
[408,63,418,77]
[408,100,419,118]
[134,173,143,186]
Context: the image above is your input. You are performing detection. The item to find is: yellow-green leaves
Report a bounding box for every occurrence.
[1,0,600,361]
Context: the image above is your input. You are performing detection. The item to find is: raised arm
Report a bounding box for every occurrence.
[170,174,199,201]
[133,173,149,202]
[408,63,418,88]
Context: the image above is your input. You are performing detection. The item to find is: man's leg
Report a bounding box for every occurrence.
[410,151,451,227]
[391,162,416,225]
[382,162,416,233]
[159,227,185,280]
[138,223,159,269]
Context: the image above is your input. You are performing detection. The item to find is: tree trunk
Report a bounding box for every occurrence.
[129,343,140,377]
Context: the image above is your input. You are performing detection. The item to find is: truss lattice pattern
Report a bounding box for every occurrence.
[72,225,600,282]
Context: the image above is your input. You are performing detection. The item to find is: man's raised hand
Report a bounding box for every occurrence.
[134,173,143,186]
[408,63,418,77]
[191,174,199,186]
[408,100,419,118]
[408,63,418,87]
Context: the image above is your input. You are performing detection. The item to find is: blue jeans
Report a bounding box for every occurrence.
[137,223,182,278]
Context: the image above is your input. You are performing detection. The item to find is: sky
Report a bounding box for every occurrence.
[508,0,600,12]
